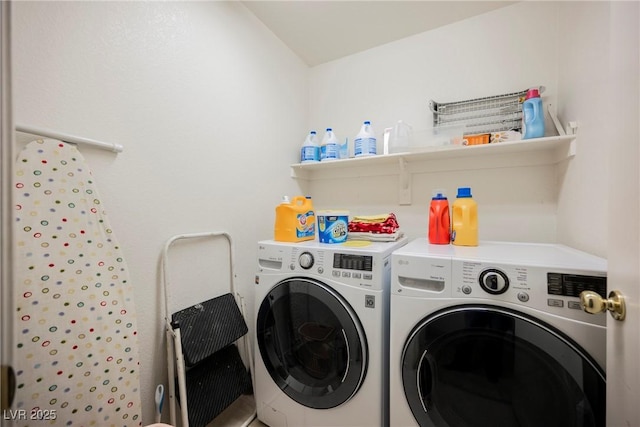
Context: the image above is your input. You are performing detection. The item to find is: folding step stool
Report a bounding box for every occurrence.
[161,232,255,427]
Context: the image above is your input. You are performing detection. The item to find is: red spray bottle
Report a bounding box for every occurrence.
[428,190,450,244]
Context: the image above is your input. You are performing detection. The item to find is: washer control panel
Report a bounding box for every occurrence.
[333,253,373,272]
[293,251,377,284]
[285,246,389,291]
[298,252,314,269]
[258,238,408,293]
[330,253,376,283]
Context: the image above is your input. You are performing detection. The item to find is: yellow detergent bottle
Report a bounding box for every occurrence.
[451,187,478,246]
[274,196,316,242]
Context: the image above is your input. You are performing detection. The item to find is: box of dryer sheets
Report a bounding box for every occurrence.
[317,211,349,243]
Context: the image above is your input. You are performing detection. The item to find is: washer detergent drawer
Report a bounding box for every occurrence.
[393,255,452,297]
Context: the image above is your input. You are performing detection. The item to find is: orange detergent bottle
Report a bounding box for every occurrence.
[274,196,316,242]
[428,190,450,244]
[451,187,478,246]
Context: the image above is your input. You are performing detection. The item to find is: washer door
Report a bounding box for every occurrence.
[257,277,368,409]
[402,305,605,427]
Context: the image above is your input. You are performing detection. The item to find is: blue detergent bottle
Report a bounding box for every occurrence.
[522,87,545,139]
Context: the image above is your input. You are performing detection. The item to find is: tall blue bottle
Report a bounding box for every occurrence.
[522,88,545,139]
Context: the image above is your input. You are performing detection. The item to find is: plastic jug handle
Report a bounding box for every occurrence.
[292,196,306,206]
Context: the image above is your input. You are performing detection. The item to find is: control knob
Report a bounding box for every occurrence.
[479,269,509,294]
[299,252,314,270]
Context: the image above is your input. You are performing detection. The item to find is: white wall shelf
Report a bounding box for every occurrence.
[290,134,576,205]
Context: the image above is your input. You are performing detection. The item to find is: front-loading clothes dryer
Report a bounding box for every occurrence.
[390,238,607,427]
[254,238,407,427]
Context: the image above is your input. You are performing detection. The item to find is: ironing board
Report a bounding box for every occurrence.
[12,139,142,426]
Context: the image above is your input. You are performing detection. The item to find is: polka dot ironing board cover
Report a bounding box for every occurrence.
[13,139,142,426]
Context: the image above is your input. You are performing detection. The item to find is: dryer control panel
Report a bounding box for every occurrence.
[451,260,607,326]
[547,273,607,298]
[479,269,509,294]
[391,238,608,327]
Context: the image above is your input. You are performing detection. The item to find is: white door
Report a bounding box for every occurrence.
[605,2,640,426]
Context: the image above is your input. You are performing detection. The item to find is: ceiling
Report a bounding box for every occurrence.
[242,1,516,66]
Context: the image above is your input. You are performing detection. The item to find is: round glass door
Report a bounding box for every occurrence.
[402,305,605,427]
[257,277,368,409]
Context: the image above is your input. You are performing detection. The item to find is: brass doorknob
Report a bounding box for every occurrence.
[580,290,626,321]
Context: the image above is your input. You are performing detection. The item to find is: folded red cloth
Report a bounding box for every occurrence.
[348,213,400,234]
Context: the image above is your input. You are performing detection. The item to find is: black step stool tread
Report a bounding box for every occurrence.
[178,345,252,427]
[172,293,248,367]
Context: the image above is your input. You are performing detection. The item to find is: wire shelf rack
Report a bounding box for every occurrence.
[429,88,538,135]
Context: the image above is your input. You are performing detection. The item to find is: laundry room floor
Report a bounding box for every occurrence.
[206,395,266,427]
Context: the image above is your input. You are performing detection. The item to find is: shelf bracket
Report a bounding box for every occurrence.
[290,166,309,180]
[547,103,576,158]
[566,121,578,157]
[547,103,566,136]
[398,157,411,205]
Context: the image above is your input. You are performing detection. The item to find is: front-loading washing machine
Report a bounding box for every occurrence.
[390,238,607,427]
[254,238,407,427]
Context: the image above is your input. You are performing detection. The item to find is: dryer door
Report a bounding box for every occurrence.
[401,305,605,427]
[256,277,368,409]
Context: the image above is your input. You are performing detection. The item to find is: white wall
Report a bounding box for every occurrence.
[556,2,611,257]
[306,1,608,256]
[12,1,307,423]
